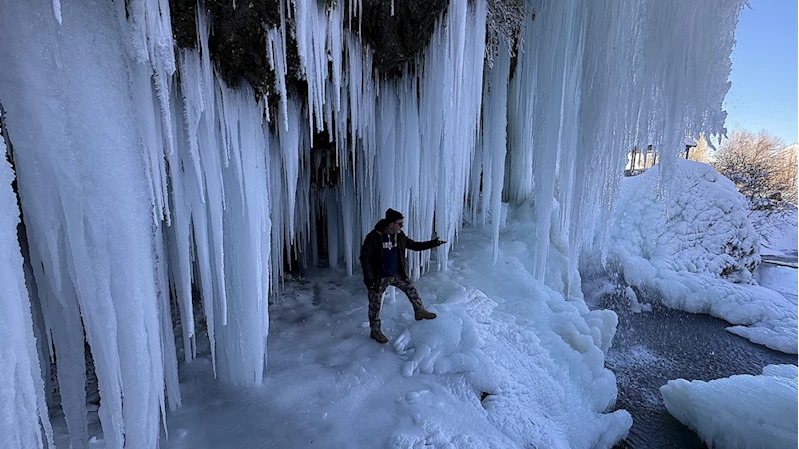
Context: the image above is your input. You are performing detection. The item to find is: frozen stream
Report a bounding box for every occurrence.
[587,265,797,449]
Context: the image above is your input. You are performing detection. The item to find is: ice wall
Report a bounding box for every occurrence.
[0,0,743,447]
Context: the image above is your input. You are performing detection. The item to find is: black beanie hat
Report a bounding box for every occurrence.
[385,208,404,222]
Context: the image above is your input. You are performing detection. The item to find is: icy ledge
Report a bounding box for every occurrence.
[601,160,797,354]
[661,364,798,449]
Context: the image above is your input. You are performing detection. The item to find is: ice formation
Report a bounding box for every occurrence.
[0,0,744,447]
[661,364,798,449]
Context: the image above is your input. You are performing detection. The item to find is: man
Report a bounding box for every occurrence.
[360,208,445,344]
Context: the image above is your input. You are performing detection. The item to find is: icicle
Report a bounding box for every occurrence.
[216,84,271,385]
[328,5,344,113]
[526,0,576,284]
[339,173,357,275]
[484,41,511,265]
[432,0,487,271]
[267,28,290,131]
[52,0,62,24]
[165,82,197,360]
[154,221,180,415]
[0,1,171,447]
[279,99,303,241]
[292,0,329,134]
[267,131,286,294]
[191,7,228,326]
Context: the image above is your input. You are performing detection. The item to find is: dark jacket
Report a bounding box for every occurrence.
[360,220,438,288]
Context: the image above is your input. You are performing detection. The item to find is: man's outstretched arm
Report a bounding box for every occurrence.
[404,233,446,251]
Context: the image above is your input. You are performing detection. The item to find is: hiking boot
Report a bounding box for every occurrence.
[414,309,437,321]
[370,329,388,344]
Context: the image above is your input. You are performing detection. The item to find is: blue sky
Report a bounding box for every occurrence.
[723,0,798,145]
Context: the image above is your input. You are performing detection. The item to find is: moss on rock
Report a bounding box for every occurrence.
[353,0,448,77]
[170,0,450,96]
[170,0,280,94]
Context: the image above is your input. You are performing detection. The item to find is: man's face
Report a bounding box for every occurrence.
[387,219,404,234]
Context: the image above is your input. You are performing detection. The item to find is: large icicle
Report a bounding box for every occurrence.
[482,42,511,265]
[267,27,290,131]
[293,0,330,134]
[431,0,487,271]
[215,85,272,385]
[0,136,54,449]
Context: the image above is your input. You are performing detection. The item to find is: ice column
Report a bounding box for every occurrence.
[482,42,511,265]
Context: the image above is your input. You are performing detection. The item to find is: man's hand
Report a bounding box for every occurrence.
[434,238,447,247]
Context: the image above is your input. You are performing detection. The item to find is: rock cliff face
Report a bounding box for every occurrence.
[168,0,449,98]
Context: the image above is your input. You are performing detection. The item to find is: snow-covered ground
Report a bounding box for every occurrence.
[598,160,797,354]
[661,364,798,449]
[149,206,632,449]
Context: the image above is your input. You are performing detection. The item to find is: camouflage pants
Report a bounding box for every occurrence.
[368,274,424,331]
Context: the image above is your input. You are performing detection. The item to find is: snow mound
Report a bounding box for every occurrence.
[660,364,798,449]
[612,160,760,281]
[385,282,632,448]
[604,160,797,353]
[394,289,493,377]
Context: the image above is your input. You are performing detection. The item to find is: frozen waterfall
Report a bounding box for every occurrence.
[0,0,743,447]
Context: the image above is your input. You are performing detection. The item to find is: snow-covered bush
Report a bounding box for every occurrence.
[712,130,796,214]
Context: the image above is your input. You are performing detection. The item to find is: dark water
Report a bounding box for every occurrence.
[587,278,797,449]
